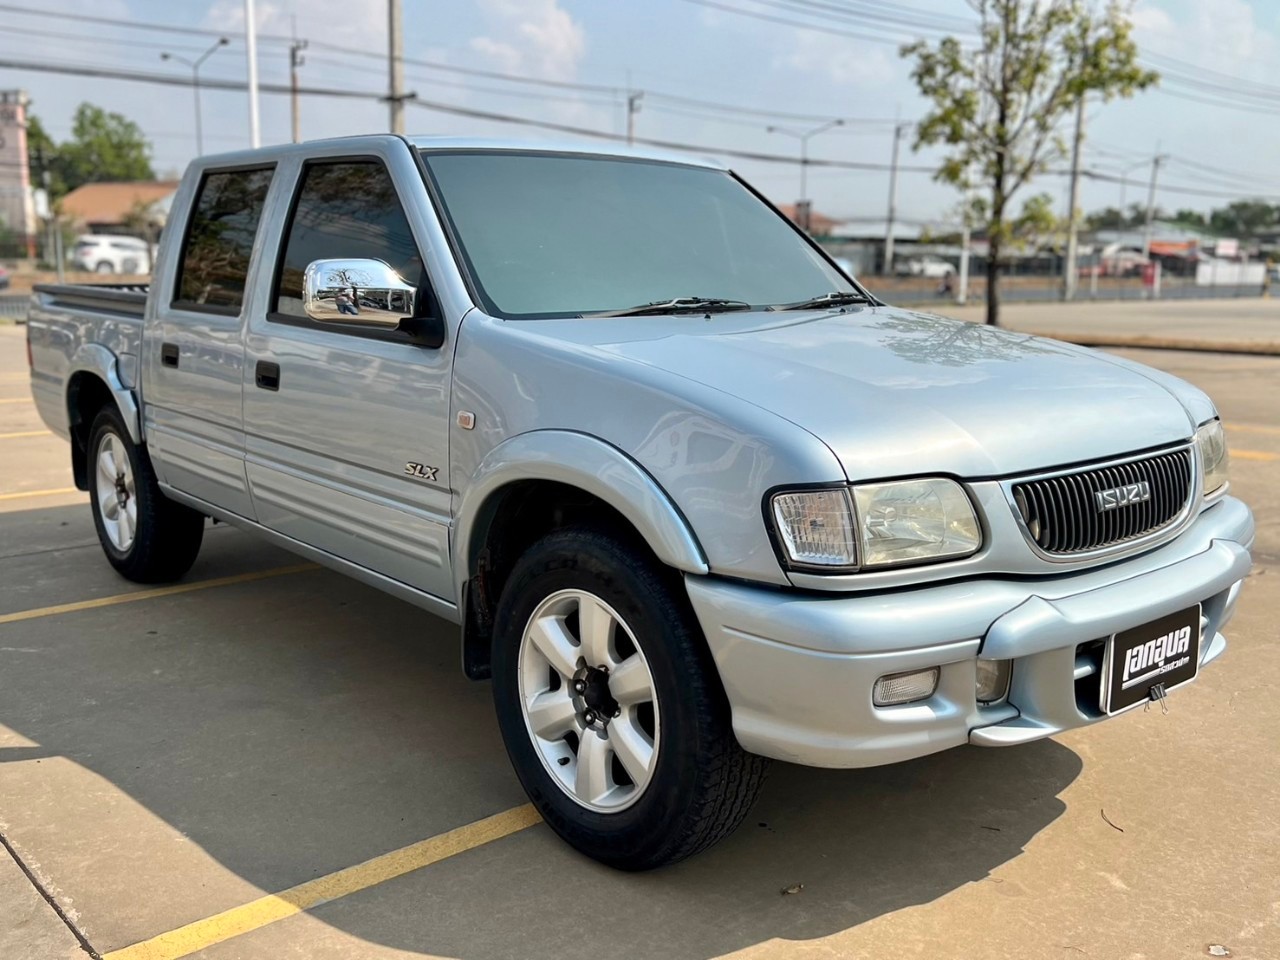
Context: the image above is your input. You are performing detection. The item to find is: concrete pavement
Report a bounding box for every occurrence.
[936,296,1280,353]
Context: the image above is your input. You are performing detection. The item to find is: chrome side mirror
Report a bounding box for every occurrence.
[303,258,417,328]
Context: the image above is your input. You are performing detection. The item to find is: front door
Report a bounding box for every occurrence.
[241,153,454,602]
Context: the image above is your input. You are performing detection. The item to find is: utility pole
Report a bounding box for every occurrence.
[883,121,910,277]
[1061,94,1085,301]
[626,90,643,146]
[1142,145,1167,258]
[388,0,405,134]
[160,37,228,156]
[289,39,307,143]
[244,0,260,147]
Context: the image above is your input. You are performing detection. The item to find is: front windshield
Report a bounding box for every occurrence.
[421,150,859,319]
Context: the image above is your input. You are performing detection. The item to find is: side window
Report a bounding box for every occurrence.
[174,167,273,311]
[273,160,425,320]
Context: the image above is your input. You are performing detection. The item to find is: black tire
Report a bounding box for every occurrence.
[87,405,205,583]
[491,526,768,870]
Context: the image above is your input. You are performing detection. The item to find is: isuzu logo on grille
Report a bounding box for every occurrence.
[1095,480,1151,511]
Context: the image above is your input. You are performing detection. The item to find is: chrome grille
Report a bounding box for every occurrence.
[1012,447,1194,555]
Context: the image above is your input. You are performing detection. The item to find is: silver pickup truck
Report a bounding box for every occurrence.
[26,136,1254,869]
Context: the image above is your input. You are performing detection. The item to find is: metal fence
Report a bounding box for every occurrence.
[861,273,1268,307]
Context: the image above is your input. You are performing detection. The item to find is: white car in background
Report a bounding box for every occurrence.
[71,235,152,275]
[896,255,956,278]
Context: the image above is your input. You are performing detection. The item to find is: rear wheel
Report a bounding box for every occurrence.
[491,526,768,870]
[94,261,114,274]
[88,406,204,583]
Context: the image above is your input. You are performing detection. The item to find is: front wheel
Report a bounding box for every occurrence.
[491,526,768,870]
[88,406,205,583]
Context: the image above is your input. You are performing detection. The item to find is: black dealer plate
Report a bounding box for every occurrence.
[1101,605,1202,715]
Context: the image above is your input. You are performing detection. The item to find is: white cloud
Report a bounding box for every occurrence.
[1132,0,1276,71]
[468,0,586,83]
[204,0,385,49]
[1129,3,1175,37]
[777,31,896,89]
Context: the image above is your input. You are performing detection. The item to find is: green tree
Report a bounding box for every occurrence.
[1171,208,1208,230]
[26,103,154,202]
[902,1,1157,325]
[1208,200,1279,239]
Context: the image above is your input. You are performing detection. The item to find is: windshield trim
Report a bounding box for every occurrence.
[414,146,880,321]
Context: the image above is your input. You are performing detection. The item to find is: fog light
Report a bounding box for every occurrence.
[975,659,1012,703]
[873,667,939,706]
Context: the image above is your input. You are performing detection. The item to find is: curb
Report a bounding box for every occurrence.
[1035,332,1280,357]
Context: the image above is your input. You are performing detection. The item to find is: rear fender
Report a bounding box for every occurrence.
[68,343,141,445]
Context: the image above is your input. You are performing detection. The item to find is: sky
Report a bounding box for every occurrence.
[4,0,1280,229]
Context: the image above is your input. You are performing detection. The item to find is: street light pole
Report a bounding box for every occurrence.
[160,37,229,156]
[766,118,843,232]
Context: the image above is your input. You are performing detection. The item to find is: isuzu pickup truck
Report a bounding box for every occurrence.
[26,136,1254,869]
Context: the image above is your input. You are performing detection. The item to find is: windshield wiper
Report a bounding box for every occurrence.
[769,291,872,311]
[585,297,754,318]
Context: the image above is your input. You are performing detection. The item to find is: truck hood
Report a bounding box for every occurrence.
[538,306,1201,479]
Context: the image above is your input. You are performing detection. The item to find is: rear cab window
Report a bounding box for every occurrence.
[173,167,274,313]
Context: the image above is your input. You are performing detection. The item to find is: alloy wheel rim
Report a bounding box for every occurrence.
[95,432,137,553]
[517,588,660,813]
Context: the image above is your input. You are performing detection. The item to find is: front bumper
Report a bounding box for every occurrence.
[685,496,1254,768]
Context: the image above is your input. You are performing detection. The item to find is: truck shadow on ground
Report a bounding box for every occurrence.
[0,507,1082,960]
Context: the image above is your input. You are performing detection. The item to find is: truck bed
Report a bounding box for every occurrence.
[27,282,148,443]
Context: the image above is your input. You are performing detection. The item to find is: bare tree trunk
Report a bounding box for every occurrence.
[986,232,1000,326]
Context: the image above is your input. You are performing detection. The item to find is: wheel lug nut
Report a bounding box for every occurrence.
[613,707,621,718]
[583,710,596,724]
[573,680,586,694]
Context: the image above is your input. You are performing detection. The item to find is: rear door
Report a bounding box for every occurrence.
[242,146,455,602]
[143,165,274,518]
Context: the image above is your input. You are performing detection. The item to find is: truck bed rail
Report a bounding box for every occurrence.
[32,282,149,319]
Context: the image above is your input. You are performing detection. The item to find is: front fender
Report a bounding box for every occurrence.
[453,430,709,598]
[68,343,141,445]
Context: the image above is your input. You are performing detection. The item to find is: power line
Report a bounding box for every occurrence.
[730,0,973,36]
[0,2,293,44]
[402,97,939,173]
[1143,50,1280,98]
[8,50,1280,206]
[0,55,381,101]
[679,0,930,46]
[2,1,908,127]
[0,22,223,56]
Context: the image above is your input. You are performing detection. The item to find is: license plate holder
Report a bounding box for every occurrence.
[1101,605,1202,715]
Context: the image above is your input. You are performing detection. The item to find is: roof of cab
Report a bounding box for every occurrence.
[409,136,727,170]
[187,134,727,173]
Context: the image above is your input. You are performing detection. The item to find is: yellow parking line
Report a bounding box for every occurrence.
[0,397,31,404]
[102,804,542,960]
[0,563,319,626]
[0,486,80,501]
[0,429,51,440]
[1233,449,1279,462]
[1226,422,1280,437]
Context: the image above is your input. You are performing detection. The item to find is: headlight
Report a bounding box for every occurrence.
[769,478,981,571]
[1195,419,1229,496]
[852,478,981,567]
